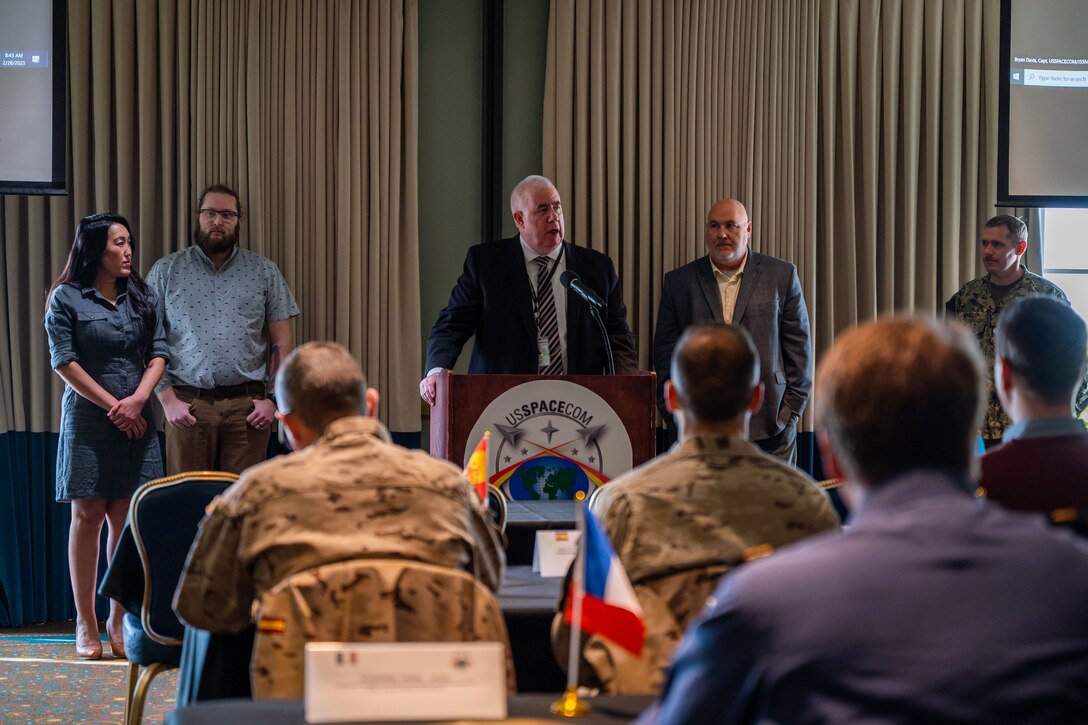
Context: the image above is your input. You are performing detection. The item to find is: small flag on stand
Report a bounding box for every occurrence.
[563,506,646,655]
[463,431,490,502]
[552,505,646,717]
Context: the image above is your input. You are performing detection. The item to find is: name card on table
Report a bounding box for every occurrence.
[304,641,507,723]
[532,530,581,577]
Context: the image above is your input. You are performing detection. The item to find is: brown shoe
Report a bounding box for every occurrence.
[75,619,102,660]
[106,617,126,659]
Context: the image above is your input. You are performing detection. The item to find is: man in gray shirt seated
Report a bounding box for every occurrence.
[147,184,300,474]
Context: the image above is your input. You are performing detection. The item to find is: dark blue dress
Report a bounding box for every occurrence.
[45,283,168,501]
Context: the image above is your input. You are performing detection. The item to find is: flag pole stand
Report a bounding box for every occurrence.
[550,686,591,717]
[551,503,591,718]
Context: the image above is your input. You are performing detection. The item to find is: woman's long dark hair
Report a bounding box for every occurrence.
[46,213,157,361]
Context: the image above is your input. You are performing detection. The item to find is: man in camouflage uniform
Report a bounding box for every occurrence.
[175,342,504,633]
[946,215,1088,447]
[553,323,839,694]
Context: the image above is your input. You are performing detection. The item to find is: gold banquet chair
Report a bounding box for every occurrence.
[487,483,508,534]
[250,558,516,699]
[121,471,238,725]
[1050,507,1088,538]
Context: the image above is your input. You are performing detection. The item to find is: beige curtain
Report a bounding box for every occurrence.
[544,0,1028,396]
[0,0,421,435]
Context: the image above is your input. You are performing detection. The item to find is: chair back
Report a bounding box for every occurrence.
[129,471,239,645]
[587,484,606,510]
[487,484,508,534]
[1051,507,1088,538]
[251,558,514,699]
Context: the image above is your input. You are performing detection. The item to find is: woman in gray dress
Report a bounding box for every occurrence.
[45,213,167,659]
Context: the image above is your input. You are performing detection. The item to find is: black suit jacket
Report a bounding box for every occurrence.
[425,236,638,375]
[652,252,811,441]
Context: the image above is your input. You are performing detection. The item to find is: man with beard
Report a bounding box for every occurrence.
[147,184,300,474]
[653,198,811,464]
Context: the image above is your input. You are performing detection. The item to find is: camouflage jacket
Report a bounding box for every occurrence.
[591,433,840,586]
[947,268,1088,441]
[556,433,840,694]
[175,416,504,633]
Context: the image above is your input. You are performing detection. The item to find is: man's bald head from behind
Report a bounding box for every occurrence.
[668,323,762,435]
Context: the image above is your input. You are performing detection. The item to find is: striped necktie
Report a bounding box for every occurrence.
[534,256,564,375]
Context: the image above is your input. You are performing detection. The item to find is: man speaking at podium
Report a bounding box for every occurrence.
[420,176,638,405]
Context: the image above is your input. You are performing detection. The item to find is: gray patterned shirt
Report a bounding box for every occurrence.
[147,245,299,390]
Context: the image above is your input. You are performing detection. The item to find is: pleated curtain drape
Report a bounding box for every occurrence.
[0,0,419,626]
[543,0,1040,393]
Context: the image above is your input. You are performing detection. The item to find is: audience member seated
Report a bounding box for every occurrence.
[980,295,1088,517]
[638,316,1088,724]
[174,342,504,633]
[554,323,839,694]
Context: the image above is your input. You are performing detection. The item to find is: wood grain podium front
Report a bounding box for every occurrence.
[429,371,656,482]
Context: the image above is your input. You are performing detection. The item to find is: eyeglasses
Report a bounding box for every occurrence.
[199,208,240,222]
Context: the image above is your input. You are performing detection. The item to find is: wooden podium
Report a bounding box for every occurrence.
[430,371,657,477]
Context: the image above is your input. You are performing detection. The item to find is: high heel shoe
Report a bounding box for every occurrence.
[75,620,102,660]
[107,623,126,659]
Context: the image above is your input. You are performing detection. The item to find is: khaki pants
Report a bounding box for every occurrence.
[165,392,271,475]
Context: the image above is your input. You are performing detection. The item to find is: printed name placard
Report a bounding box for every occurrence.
[304,642,506,722]
[532,529,581,577]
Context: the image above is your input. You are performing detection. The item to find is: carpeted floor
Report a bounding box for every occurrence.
[0,621,178,724]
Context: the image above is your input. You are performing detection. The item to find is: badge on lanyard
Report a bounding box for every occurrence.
[538,336,552,367]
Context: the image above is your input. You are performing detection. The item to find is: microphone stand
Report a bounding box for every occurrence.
[588,305,615,375]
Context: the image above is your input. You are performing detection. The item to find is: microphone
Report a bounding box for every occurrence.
[560,270,605,312]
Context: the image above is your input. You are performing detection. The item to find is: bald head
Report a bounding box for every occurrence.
[705,198,753,271]
[815,317,985,485]
[670,323,761,426]
[275,342,367,434]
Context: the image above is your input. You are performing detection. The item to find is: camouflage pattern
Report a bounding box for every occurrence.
[251,558,515,699]
[947,268,1088,442]
[552,433,840,694]
[175,416,504,633]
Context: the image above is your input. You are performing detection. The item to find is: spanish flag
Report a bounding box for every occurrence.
[463,431,490,502]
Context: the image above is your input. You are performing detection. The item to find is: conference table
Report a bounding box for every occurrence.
[504,500,577,566]
[168,694,655,724]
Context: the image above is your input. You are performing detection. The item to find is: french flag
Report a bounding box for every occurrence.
[563,507,645,655]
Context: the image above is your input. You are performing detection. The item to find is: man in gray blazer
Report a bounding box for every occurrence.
[653,198,811,463]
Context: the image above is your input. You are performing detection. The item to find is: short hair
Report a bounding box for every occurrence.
[985,215,1027,243]
[670,323,761,424]
[197,183,243,216]
[509,175,556,215]
[815,316,985,484]
[996,295,1087,405]
[275,342,366,432]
